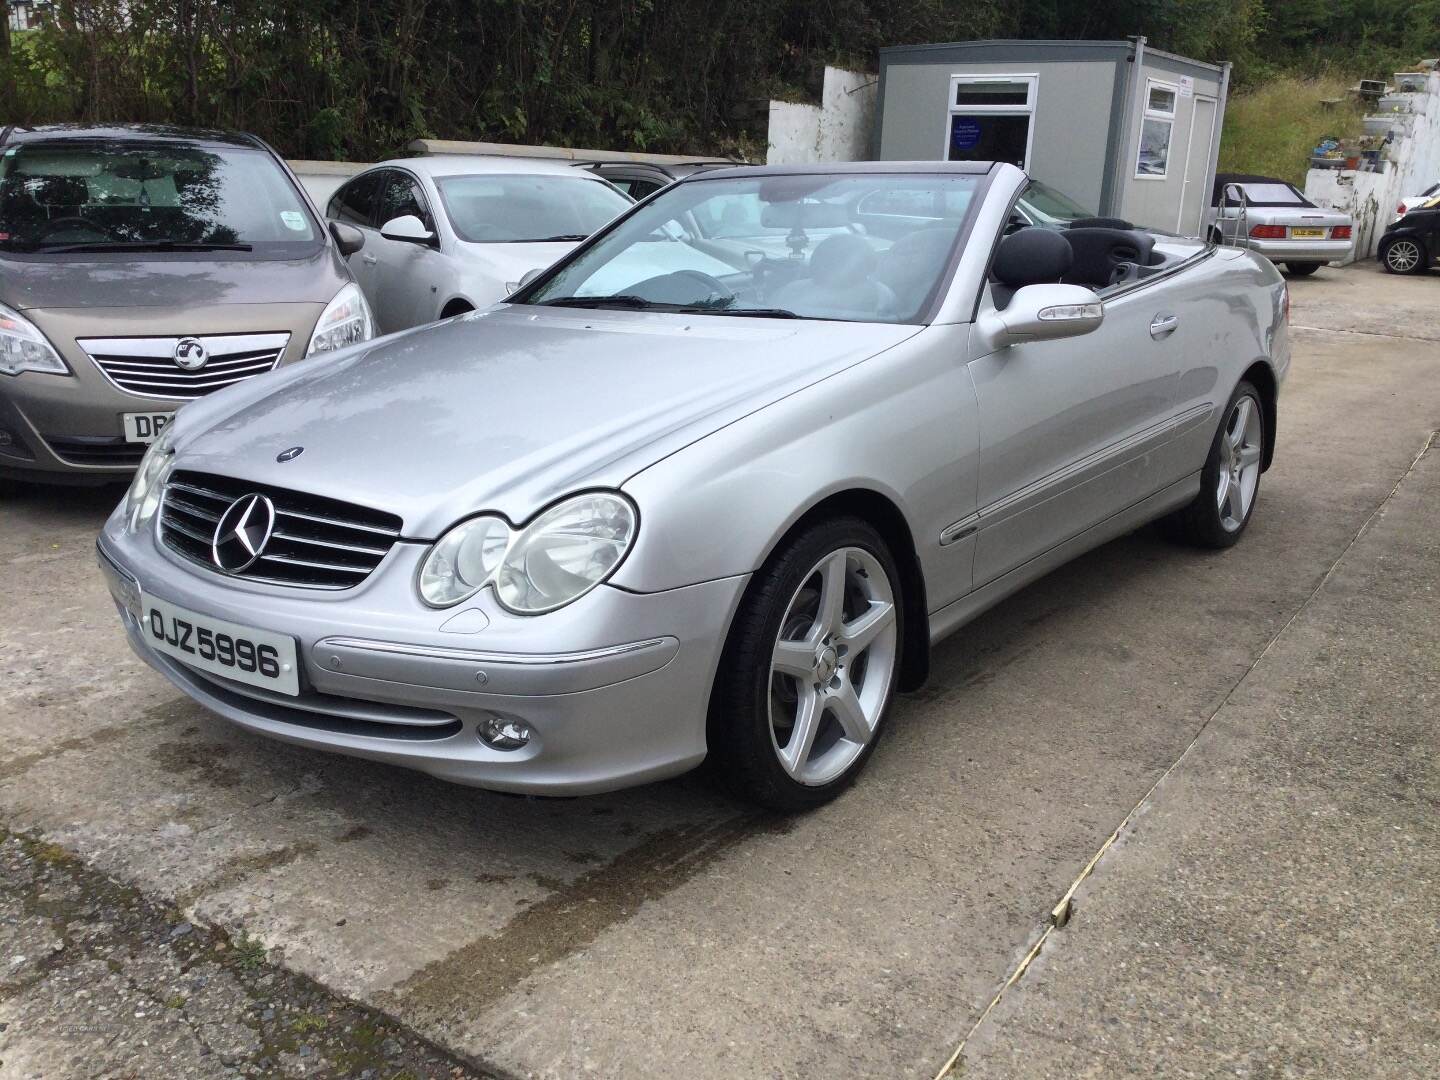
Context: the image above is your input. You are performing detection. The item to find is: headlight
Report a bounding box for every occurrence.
[306,283,374,356]
[417,493,637,613]
[123,427,177,531]
[0,302,69,376]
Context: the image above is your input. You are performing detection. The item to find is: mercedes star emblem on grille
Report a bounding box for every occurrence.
[173,337,209,371]
[211,493,276,572]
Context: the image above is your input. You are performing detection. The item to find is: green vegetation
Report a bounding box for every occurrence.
[230,930,268,970]
[0,1,1436,160]
[1218,75,1368,185]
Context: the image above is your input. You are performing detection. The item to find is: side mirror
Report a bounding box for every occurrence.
[380,214,437,246]
[329,221,365,257]
[517,268,544,288]
[976,283,1103,351]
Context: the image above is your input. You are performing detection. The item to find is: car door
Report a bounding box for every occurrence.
[966,283,1184,587]
[369,169,448,332]
[326,171,383,296]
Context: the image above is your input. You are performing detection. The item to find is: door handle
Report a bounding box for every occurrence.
[362,253,378,265]
[1149,313,1179,339]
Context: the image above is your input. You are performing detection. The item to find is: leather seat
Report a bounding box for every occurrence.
[1061,227,1157,288]
[774,234,896,320]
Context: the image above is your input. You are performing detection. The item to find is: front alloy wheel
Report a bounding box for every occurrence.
[710,518,902,810]
[1381,238,1426,275]
[768,546,898,786]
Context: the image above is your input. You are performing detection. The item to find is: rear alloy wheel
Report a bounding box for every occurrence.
[1161,380,1265,549]
[710,518,902,810]
[1381,237,1427,275]
[1284,261,1321,276]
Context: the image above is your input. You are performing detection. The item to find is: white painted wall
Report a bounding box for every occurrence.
[289,159,368,207]
[767,67,877,164]
[1304,72,1440,263]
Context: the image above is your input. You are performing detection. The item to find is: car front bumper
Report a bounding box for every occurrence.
[1242,238,1352,263]
[0,303,323,484]
[97,511,748,795]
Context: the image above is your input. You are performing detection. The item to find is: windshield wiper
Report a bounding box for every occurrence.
[26,240,254,254]
[536,295,666,309]
[537,296,808,319]
[517,234,589,243]
[679,307,805,319]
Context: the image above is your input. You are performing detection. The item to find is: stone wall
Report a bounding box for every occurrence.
[1304,72,1440,263]
[766,67,878,164]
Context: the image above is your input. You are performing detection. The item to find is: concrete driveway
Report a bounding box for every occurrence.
[1,261,1436,1078]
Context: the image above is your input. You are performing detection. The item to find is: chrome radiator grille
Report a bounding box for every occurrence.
[160,470,403,589]
[78,333,289,400]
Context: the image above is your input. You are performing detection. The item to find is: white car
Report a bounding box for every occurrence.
[1396,181,1440,222]
[324,156,633,332]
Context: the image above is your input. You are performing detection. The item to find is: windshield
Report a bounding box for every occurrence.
[517,173,982,323]
[1237,183,1307,206]
[435,174,632,243]
[0,141,320,254]
[1017,180,1094,225]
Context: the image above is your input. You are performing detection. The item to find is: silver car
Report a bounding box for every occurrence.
[98,162,1289,811]
[324,155,633,332]
[1205,172,1352,275]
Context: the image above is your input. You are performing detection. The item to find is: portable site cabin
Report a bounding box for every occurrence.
[873,38,1230,236]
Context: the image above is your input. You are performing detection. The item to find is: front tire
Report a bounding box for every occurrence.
[1162,380,1265,549]
[708,517,902,811]
[1284,261,1321,276]
[1380,236,1427,275]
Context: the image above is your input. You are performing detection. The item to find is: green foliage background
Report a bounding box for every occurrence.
[1,1,1437,160]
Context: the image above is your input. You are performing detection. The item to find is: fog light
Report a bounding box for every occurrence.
[0,426,35,460]
[478,714,532,750]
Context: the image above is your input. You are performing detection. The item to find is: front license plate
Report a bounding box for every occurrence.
[124,412,175,444]
[141,594,300,696]
[1290,227,1325,239]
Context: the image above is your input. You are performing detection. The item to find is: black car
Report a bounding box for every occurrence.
[1379,198,1440,274]
[576,159,741,199]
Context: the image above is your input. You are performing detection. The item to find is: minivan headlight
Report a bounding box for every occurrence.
[124,427,176,530]
[418,493,637,613]
[0,302,69,376]
[306,283,374,356]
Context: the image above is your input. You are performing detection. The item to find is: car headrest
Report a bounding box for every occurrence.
[1067,216,1134,230]
[992,227,1074,288]
[1062,227,1157,287]
[806,233,876,288]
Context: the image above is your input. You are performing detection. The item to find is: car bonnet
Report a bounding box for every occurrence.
[168,305,921,538]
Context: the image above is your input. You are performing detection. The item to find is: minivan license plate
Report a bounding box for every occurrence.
[124,412,175,443]
[141,594,300,696]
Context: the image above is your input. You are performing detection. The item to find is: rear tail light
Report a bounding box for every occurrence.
[1249,225,1287,239]
[1331,225,1352,239]
[1398,203,1408,217]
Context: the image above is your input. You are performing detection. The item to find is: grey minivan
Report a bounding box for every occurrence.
[0,124,371,484]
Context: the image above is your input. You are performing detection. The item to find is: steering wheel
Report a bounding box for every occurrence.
[629,269,736,307]
[36,216,121,243]
[671,270,734,305]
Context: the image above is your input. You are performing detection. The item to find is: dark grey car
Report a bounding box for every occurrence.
[0,124,371,484]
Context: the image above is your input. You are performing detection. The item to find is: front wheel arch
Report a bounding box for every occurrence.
[733,488,930,694]
[439,297,475,319]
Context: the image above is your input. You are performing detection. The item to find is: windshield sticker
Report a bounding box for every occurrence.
[280,211,307,231]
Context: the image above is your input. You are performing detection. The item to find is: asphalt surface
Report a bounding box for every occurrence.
[1,260,1436,1078]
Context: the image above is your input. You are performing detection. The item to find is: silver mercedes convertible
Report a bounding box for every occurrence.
[98,162,1289,811]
